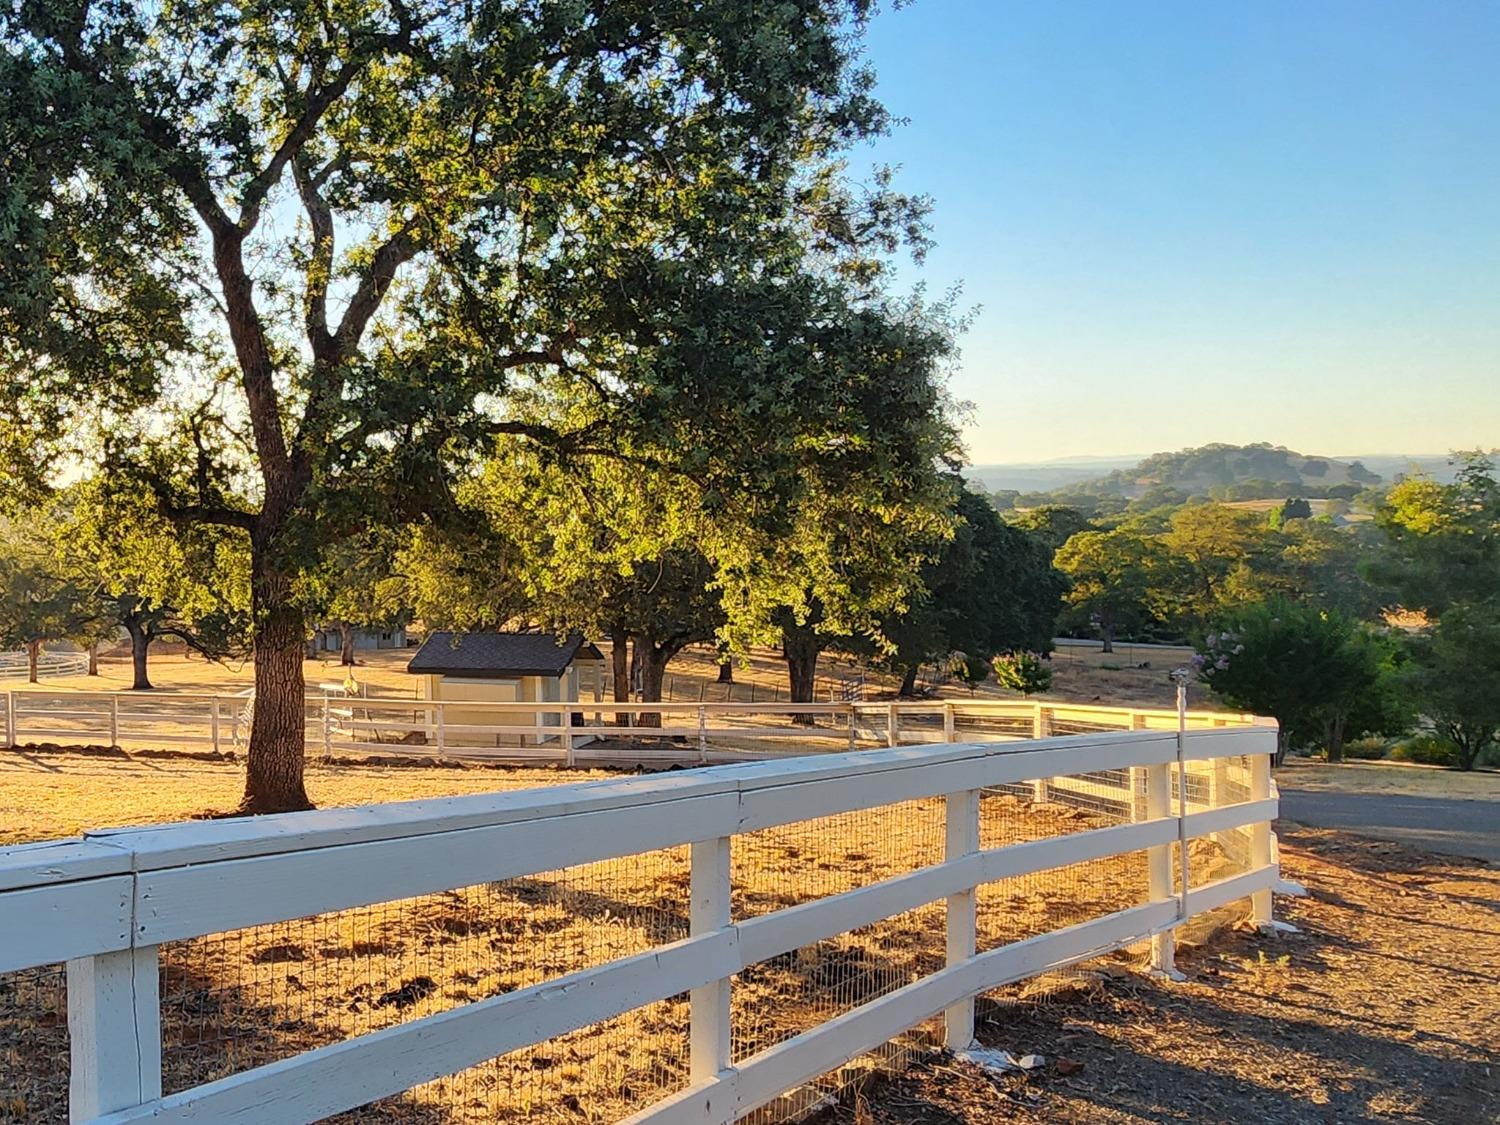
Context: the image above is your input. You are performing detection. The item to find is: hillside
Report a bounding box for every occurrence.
[969,447,1466,506]
[974,443,1406,507]
[1072,443,1380,499]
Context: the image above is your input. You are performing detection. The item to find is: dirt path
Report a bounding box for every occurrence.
[825,825,1500,1124]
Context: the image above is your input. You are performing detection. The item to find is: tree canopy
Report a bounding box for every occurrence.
[1,0,937,810]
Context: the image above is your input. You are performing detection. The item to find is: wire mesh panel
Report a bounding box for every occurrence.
[0,964,67,1124]
[156,848,692,1121]
[729,800,948,1112]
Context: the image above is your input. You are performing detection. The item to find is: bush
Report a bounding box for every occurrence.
[1341,736,1390,761]
[992,651,1052,697]
[1391,734,1458,767]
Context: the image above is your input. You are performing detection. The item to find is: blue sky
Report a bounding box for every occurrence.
[859,0,1500,464]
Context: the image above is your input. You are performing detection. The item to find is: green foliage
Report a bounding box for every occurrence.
[1195,601,1397,763]
[1390,734,1459,768]
[0,522,98,663]
[1006,505,1094,552]
[1054,528,1162,650]
[991,651,1053,697]
[1374,454,1500,615]
[1340,736,1390,761]
[1398,600,1500,770]
[875,487,1064,683]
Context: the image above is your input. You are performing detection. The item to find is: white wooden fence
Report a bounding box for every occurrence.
[0,688,1258,765]
[0,650,91,680]
[0,724,1286,1124]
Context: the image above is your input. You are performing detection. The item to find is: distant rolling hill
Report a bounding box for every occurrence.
[967,444,1462,504]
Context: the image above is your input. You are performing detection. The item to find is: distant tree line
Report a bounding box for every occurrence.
[1032,454,1500,769]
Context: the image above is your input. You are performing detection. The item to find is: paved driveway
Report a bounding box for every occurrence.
[1277,789,1499,864]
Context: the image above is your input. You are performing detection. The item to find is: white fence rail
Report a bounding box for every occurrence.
[0,688,1260,764]
[0,725,1283,1123]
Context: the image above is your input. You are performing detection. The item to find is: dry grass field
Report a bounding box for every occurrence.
[17,636,1205,712]
[1277,757,1500,800]
[0,748,1246,1124]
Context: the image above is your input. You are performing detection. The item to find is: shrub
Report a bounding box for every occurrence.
[992,651,1053,697]
[1341,736,1390,761]
[1391,734,1458,767]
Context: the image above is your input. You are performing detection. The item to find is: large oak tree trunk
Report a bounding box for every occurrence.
[87,643,100,676]
[717,661,733,684]
[782,627,821,725]
[1100,619,1114,655]
[339,622,356,666]
[239,551,313,814]
[898,665,918,698]
[633,639,669,729]
[609,627,630,727]
[27,639,39,684]
[125,620,153,690]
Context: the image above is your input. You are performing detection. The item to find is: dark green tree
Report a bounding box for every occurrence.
[1053,528,1163,652]
[1195,600,1392,763]
[1400,601,1500,770]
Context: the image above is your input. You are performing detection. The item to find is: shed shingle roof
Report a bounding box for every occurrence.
[406,632,602,678]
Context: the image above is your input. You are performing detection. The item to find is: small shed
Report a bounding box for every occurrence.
[406,632,605,746]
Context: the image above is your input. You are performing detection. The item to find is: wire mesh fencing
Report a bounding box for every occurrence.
[151,848,693,1122]
[2,734,1276,1123]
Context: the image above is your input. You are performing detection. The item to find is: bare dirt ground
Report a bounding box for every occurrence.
[824,825,1500,1125]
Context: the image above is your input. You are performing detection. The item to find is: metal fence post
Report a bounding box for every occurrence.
[689,836,732,1085]
[943,788,981,1048]
[67,946,162,1121]
[1145,756,1178,977]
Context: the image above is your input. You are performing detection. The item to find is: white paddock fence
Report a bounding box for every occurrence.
[0,724,1289,1124]
[0,689,1256,765]
[0,649,91,681]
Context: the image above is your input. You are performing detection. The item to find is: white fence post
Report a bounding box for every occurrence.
[943,703,956,743]
[943,788,980,1048]
[1249,750,1274,926]
[435,702,446,756]
[109,695,120,748]
[5,690,15,747]
[689,836,732,1085]
[321,696,332,758]
[1145,757,1177,976]
[847,704,857,751]
[1031,704,1051,802]
[886,702,899,748]
[562,709,575,768]
[67,946,162,1122]
[210,699,221,754]
[697,705,707,762]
